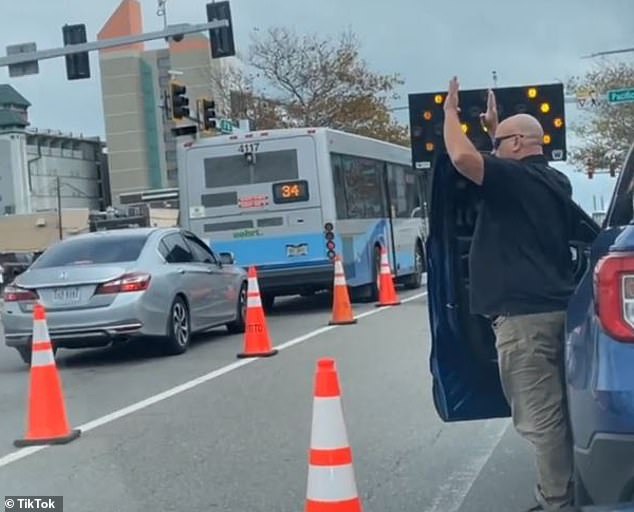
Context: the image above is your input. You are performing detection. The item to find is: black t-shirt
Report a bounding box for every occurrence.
[469,154,576,317]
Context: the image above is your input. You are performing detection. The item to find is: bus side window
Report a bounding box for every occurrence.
[339,155,385,219]
[331,154,348,219]
[387,164,413,218]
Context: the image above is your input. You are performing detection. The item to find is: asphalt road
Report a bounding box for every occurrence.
[0,286,551,512]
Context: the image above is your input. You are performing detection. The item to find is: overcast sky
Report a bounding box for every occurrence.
[1,0,632,210]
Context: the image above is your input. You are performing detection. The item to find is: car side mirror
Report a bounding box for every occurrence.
[218,252,235,265]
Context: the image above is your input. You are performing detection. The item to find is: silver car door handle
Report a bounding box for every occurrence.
[177,268,186,274]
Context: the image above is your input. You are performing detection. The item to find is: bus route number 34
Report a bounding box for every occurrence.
[281,184,300,198]
[273,180,308,203]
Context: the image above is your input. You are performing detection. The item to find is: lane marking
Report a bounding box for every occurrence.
[0,291,427,469]
[424,419,510,512]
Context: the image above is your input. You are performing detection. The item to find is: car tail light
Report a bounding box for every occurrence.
[595,253,634,342]
[95,273,151,295]
[2,285,38,302]
[324,222,336,261]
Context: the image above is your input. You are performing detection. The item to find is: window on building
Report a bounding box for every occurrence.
[330,153,386,219]
[167,168,178,183]
[166,150,177,164]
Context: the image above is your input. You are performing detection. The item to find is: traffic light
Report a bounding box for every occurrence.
[408,83,567,169]
[206,1,235,59]
[170,81,190,120]
[200,98,217,131]
[62,24,90,80]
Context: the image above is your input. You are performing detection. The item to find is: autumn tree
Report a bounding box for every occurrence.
[200,54,284,130]
[248,27,409,146]
[567,61,634,172]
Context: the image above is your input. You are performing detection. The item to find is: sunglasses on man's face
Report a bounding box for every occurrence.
[492,133,524,150]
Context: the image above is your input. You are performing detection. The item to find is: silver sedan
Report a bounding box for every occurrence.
[1,227,248,363]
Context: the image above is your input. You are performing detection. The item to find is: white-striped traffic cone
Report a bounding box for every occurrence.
[305,358,362,512]
[376,246,401,307]
[237,266,278,358]
[14,303,81,447]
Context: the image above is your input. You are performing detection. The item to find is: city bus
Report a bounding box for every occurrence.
[177,127,429,310]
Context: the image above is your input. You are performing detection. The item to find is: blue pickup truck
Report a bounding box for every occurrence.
[427,142,634,508]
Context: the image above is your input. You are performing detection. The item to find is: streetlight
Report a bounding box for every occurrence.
[582,47,634,59]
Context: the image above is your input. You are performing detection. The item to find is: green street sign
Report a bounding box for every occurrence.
[607,88,634,104]
[219,119,233,134]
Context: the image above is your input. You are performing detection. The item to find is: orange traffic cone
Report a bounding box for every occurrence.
[306,358,363,512]
[237,267,278,358]
[329,255,357,326]
[376,246,401,307]
[14,304,81,447]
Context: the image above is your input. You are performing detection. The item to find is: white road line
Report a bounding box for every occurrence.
[424,419,510,512]
[0,291,427,469]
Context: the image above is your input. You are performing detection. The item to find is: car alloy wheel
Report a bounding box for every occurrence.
[239,284,247,321]
[172,301,189,347]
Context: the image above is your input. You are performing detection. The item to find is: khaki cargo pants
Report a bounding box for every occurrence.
[492,311,573,507]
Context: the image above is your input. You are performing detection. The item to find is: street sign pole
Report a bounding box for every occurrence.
[0,20,228,70]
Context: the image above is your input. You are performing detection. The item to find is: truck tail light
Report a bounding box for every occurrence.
[595,253,634,342]
[95,273,151,295]
[324,222,336,261]
[2,285,38,302]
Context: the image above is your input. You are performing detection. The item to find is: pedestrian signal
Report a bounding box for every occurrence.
[408,82,567,169]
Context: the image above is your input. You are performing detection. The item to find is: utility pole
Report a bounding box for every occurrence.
[56,177,63,241]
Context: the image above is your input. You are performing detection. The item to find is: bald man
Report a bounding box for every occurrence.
[443,78,575,512]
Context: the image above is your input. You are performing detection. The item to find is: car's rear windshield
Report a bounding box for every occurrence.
[30,235,149,269]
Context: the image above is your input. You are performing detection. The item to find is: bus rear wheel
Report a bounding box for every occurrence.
[404,244,424,289]
[351,245,381,303]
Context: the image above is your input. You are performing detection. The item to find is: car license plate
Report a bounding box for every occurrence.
[52,287,81,304]
[287,243,309,257]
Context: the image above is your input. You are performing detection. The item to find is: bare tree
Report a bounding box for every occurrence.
[567,61,634,172]
[199,53,285,129]
[248,27,409,145]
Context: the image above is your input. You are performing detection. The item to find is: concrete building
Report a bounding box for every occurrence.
[97,0,224,204]
[0,84,110,215]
